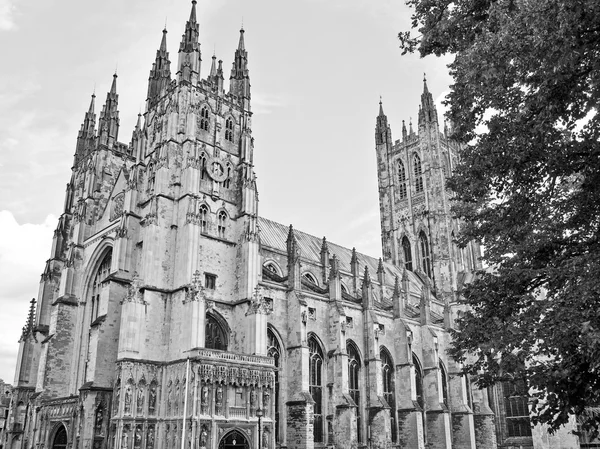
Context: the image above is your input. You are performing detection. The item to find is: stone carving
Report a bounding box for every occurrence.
[136,384,145,414]
[122,273,147,305]
[215,384,223,415]
[110,193,125,221]
[134,425,142,449]
[122,425,130,449]
[114,379,121,415]
[246,287,272,316]
[199,425,208,448]
[146,425,155,449]
[201,384,209,414]
[124,383,132,415]
[185,270,204,303]
[94,405,103,435]
[250,388,257,407]
[263,389,270,409]
[148,382,157,415]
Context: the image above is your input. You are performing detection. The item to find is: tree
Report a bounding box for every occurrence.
[400,0,600,434]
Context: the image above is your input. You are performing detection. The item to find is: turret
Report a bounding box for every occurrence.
[131,113,144,162]
[147,28,172,109]
[229,28,250,100]
[375,98,391,145]
[177,0,201,86]
[75,93,97,165]
[98,74,120,149]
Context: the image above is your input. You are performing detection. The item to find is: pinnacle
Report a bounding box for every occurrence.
[189,0,197,22]
[88,93,96,114]
[378,97,385,117]
[160,28,168,52]
[238,28,245,51]
[423,72,429,93]
[110,73,118,94]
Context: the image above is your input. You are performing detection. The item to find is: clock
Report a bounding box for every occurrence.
[206,158,228,182]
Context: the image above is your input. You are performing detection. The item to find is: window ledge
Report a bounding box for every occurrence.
[91,314,107,328]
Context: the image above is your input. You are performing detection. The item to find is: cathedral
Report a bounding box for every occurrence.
[4,2,588,449]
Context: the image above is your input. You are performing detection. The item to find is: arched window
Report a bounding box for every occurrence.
[52,425,68,449]
[414,153,424,193]
[264,262,281,276]
[348,341,362,443]
[309,336,324,443]
[302,272,318,285]
[225,118,234,142]
[200,106,210,131]
[200,154,207,180]
[340,283,349,294]
[199,205,208,234]
[419,231,432,278]
[223,164,232,189]
[205,314,227,350]
[413,354,424,410]
[439,360,449,407]
[217,211,227,239]
[90,251,112,323]
[402,236,413,272]
[502,380,531,438]
[397,160,407,199]
[268,328,282,444]
[381,347,397,443]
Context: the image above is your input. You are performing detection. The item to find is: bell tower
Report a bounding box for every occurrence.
[375,77,481,299]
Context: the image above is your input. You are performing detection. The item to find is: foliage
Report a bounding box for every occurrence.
[401,0,600,434]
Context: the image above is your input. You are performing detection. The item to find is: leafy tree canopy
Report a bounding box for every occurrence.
[401,0,600,434]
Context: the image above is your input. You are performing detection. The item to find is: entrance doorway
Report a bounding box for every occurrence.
[52,425,68,449]
[218,430,249,449]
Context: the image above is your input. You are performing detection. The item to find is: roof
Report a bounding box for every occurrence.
[257,216,426,298]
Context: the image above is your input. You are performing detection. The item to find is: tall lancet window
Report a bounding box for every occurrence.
[309,336,324,443]
[200,106,210,131]
[199,205,208,234]
[381,347,397,442]
[419,231,432,278]
[414,153,424,193]
[90,251,112,323]
[348,341,362,443]
[402,236,413,271]
[267,328,282,443]
[217,211,227,239]
[225,118,234,142]
[397,160,407,199]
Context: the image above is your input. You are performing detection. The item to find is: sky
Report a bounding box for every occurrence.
[0,0,453,383]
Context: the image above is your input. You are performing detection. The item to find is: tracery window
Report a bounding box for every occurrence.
[225,117,234,142]
[217,210,227,239]
[419,231,432,278]
[402,236,413,271]
[309,336,324,443]
[267,328,282,443]
[397,160,407,199]
[381,347,397,443]
[264,262,280,276]
[205,314,227,350]
[348,341,362,443]
[302,272,318,285]
[90,251,112,323]
[502,380,531,438]
[199,205,208,233]
[414,153,424,193]
[200,106,210,131]
[413,354,424,410]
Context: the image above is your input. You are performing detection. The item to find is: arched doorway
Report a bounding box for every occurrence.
[52,425,68,449]
[218,430,249,449]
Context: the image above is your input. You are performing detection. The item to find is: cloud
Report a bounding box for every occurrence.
[0,211,57,382]
[0,0,17,31]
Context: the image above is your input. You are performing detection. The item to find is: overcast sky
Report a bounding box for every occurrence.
[0,0,453,383]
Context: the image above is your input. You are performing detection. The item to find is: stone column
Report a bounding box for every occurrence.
[472,386,497,449]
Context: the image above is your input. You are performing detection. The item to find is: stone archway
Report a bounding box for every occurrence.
[51,425,68,449]
[218,430,250,449]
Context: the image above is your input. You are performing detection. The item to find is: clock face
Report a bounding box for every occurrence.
[207,158,228,182]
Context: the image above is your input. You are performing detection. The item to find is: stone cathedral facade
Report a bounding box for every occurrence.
[5,3,586,449]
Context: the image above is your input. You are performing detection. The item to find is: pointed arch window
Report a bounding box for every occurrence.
[414,153,424,193]
[309,336,324,443]
[90,251,112,324]
[223,164,232,189]
[439,361,449,408]
[199,205,208,234]
[412,354,425,411]
[397,160,407,199]
[205,314,227,350]
[419,231,432,278]
[200,154,207,180]
[225,118,234,142]
[502,380,532,438]
[217,211,227,239]
[348,341,362,443]
[268,328,282,444]
[402,236,413,272]
[200,106,210,132]
[381,348,397,443]
[52,425,68,449]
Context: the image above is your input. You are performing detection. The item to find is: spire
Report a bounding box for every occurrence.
[230,28,250,99]
[375,97,390,145]
[418,73,438,127]
[402,119,408,141]
[148,28,172,108]
[88,93,96,114]
[131,113,144,162]
[362,265,371,287]
[320,236,329,255]
[210,54,217,79]
[177,0,201,86]
[98,74,120,148]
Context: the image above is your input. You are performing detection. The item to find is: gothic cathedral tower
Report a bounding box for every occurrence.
[375,76,482,302]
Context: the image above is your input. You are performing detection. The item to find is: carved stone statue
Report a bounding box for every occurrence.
[200,426,208,448]
[215,384,223,414]
[149,384,157,414]
[136,386,144,414]
[263,389,270,408]
[124,385,132,414]
[250,388,257,407]
[201,385,209,414]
